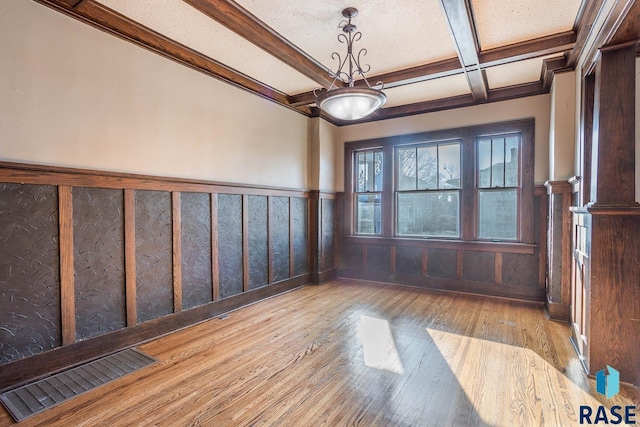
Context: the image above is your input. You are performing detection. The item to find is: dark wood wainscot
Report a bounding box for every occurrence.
[0,162,325,391]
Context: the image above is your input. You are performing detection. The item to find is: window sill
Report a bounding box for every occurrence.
[343,235,536,254]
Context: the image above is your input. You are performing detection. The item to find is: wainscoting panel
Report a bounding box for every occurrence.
[427,249,457,279]
[271,197,290,282]
[462,251,495,283]
[135,190,173,323]
[502,252,539,287]
[73,187,126,341]
[0,162,312,391]
[292,197,308,276]
[248,195,269,290]
[367,245,391,274]
[0,184,61,364]
[395,245,422,276]
[180,192,212,310]
[321,198,335,271]
[218,194,244,299]
[341,243,363,271]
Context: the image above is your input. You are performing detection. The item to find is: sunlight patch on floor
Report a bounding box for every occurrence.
[426,328,604,426]
[358,315,404,374]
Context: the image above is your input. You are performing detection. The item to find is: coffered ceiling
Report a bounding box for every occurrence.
[37,0,595,125]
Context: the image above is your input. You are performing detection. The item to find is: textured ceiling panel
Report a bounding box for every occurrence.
[472,0,582,50]
[484,55,554,89]
[235,0,459,76]
[97,0,319,94]
[383,73,470,107]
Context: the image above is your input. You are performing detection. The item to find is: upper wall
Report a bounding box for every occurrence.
[0,0,309,189]
[335,94,551,190]
[548,71,576,181]
[307,118,338,192]
[319,119,338,192]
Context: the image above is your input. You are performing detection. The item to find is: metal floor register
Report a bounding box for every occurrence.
[0,348,156,422]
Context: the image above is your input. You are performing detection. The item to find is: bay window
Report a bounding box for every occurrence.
[345,119,534,244]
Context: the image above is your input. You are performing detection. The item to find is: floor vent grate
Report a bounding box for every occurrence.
[0,348,156,423]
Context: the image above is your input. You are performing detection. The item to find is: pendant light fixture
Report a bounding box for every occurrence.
[315,7,386,121]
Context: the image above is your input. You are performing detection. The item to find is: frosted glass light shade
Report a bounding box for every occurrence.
[317,87,387,121]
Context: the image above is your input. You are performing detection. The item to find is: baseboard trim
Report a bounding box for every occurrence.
[310,269,337,284]
[546,298,571,322]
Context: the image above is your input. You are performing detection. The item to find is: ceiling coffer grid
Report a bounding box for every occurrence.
[39,0,588,124]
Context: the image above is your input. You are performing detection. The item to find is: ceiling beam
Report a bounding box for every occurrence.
[566,0,606,67]
[331,82,545,125]
[289,31,577,107]
[479,31,576,68]
[439,0,487,100]
[34,0,313,117]
[541,56,572,91]
[334,81,545,125]
[288,57,464,107]
[578,0,638,76]
[183,0,336,89]
[354,57,464,89]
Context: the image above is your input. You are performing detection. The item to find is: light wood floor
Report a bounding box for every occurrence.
[1,279,638,426]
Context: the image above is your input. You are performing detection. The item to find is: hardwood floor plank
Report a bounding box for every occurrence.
[1,278,637,427]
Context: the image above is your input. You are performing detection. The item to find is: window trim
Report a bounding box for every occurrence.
[343,119,535,244]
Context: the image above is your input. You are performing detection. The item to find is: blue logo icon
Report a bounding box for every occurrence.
[596,365,619,399]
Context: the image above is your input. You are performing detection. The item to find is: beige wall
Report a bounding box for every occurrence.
[318,119,338,191]
[307,118,338,191]
[0,0,308,189]
[335,94,551,190]
[548,71,576,181]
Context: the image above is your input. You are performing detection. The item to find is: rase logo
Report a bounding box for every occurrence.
[596,366,620,399]
[579,366,636,425]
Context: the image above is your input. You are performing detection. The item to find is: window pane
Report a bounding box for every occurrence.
[357,152,367,192]
[366,152,374,192]
[478,189,517,240]
[491,138,505,187]
[398,148,416,191]
[417,146,437,190]
[374,151,383,191]
[356,194,381,234]
[505,136,519,187]
[478,138,491,188]
[356,150,382,192]
[438,143,460,189]
[397,191,459,237]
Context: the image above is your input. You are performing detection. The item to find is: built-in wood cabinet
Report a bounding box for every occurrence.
[569,210,589,362]
[570,207,640,385]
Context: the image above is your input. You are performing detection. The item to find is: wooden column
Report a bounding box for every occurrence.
[308,190,321,284]
[544,181,572,321]
[308,191,338,284]
[589,41,637,206]
[574,40,640,386]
